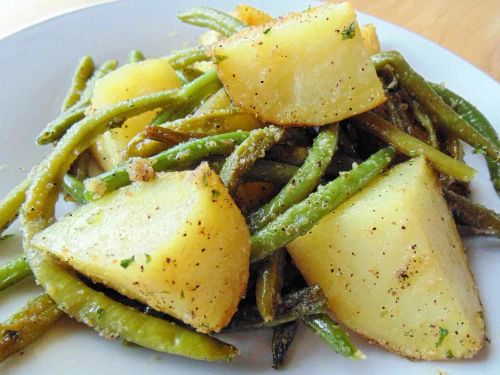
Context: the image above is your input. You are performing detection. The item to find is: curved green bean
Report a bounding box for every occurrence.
[61,56,95,111]
[165,46,209,70]
[303,314,364,359]
[444,188,500,237]
[371,51,500,161]
[0,294,63,362]
[353,112,476,182]
[244,160,299,185]
[220,126,285,195]
[251,148,396,262]
[178,7,245,37]
[37,60,119,145]
[84,131,250,200]
[127,50,145,63]
[255,249,285,322]
[248,125,339,233]
[0,257,32,292]
[0,175,33,234]
[409,100,439,148]
[429,82,500,193]
[63,174,87,204]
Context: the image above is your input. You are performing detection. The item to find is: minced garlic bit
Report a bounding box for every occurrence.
[84,177,107,199]
[126,157,155,183]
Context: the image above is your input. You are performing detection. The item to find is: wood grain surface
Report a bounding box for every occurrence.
[0,0,499,80]
[349,0,500,81]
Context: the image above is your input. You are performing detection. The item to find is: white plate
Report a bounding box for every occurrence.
[0,1,498,374]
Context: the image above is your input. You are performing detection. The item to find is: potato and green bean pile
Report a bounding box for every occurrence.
[0,2,499,369]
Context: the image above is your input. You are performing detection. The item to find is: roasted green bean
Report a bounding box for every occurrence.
[63,174,87,204]
[220,126,285,195]
[410,100,439,148]
[255,249,285,322]
[272,322,298,369]
[251,148,396,262]
[60,56,95,111]
[352,112,476,182]
[429,82,500,193]
[444,188,500,237]
[303,314,364,359]
[165,46,208,70]
[178,7,245,37]
[0,175,33,234]
[0,294,63,362]
[84,131,250,200]
[248,125,339,232]
[0,257,32,292]
[224,285,327,332]
[127,50,145,63]
[371,51,500,161]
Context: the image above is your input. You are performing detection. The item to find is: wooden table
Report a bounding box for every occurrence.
[1,0,498,80]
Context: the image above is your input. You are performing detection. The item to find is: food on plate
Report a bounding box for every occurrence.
[288,157,484,359]
[0,1,498,370]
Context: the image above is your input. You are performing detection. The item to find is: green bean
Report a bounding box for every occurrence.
[0,174,33,234]
[248,125,339,232]
[220,126,285,195]
[37,60,119,145]
[176,67,204,83]
[255,249,285,322]
[266,145,309,167]
[127,50,145,63]
[0,294,63,362]
[21,84,239,362]
[85,131,250,200]
[224,285,327,332]
[63,174,87,204]
[353,112,476,182]
[151,69,222,126]
[251,148,395,262]
[209,159,299,186]
[61,56,95,111]
[147,108,262,142]
[76,59,119,108]
[429,82,500,193]
[303,314,364,359]
[124,134,169,159]
[165,46,209,70]
[177,7,245,37]
[444,188,500,237]
[0,257,32,292]
[272,321,298,369]
[371,51,500,161]
[410,100,439,148]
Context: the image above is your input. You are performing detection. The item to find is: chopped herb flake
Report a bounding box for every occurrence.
[436,327,449,347]
[263,27,272,35]
[120,256,135,269]
[341,22,356,40]
[96,308,105,319]
[145,253,151,264]
[446,350,454,359]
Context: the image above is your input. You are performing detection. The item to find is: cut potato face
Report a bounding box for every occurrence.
[90,59,181,171]
[361,24,381,55]
[212,2,385,125]
[32,163,250,333]
[288,157,484,359]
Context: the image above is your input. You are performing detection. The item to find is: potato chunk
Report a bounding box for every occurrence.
[211,2,385,125]
[90,59,181,170]
[32,164,250,333]
[288,157,484,359]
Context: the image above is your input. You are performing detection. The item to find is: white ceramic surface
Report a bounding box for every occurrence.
[0,0,498,374]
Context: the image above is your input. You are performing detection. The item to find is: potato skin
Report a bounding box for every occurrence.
[212,3,385,126]
[288,157,484,359]
[32,164,250,333]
